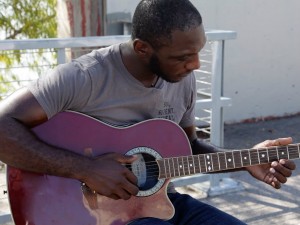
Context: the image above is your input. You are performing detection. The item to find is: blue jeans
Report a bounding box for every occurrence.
[129,192,246,225]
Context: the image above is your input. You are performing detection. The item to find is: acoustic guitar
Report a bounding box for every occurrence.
[7,111,300,225]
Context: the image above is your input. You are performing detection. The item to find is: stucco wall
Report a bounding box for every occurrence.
[107,0,300,123]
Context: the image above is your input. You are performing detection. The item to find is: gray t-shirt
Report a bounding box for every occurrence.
[29,44,196,129]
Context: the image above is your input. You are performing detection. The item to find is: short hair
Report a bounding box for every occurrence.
[131,0,202,49]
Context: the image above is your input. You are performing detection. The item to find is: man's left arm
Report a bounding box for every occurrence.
[183,126,296,189]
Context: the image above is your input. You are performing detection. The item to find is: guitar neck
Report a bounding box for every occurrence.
[157,143,300,179]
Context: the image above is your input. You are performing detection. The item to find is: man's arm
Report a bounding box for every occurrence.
[183,125,296,189]
[0,88,138,200]
[182,125,222,154]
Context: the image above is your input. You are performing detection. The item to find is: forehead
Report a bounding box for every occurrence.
[158,24,207,56]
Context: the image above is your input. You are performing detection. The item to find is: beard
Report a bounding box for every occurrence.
[148,54,177,83]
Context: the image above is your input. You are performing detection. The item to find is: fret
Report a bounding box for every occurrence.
[276,146,279,159]
[184,156,190,175]
[232,151,236,168]
[165,158,172,178]
[192,155,197,174]
[233,150,242,168]
[241,149,251,167]
[177,157,184,177]
[163,159,167,178]
[181,157,187,176]
[197,154,206,173]
[218,152,227,171]
[278,146,288,159]
[287,144,300,160]
[249,149,259,165]
[170,158,176,177]
[204,154,213,172]
[173,157,180,177]
[211,153,220,171]
[217,153,221,170]
[198,154,207,173]
[248,149,252,165]
[186,156,191,174]
[165,158,171,178]
[225,151,234,169]
[187,155,195,175]
[257,148,269,164]
[239,150,242,166]
[194,155,201,174]
[157,159,166,179]
[268,147,279,162]
[256,149,260,164]
[171,158,176,177]
[206,154,214,171]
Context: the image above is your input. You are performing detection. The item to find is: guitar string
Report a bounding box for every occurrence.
[121,146,300,167]
[121,157,300,179]
[122,158,300,179]
[121,147,300,169]
[118,147,300,178]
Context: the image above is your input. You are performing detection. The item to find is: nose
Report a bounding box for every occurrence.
[185,54,200,71]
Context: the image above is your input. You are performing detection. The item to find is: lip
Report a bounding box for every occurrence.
[178,73,190,78]
[172,74,188,82]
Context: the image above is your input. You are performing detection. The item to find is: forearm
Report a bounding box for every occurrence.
[0,117,90,181]
[190,138,224,154]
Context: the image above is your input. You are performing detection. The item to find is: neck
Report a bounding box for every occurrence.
[120,42,157,87]
[150,75,159,88]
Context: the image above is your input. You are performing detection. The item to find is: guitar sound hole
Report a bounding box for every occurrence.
[127,153,159,191]
[125,147,165,196]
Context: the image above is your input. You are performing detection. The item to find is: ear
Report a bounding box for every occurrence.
[132,39,153,58]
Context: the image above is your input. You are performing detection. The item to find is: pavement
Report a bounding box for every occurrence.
[178,114,300,225]
[1,114,300,224]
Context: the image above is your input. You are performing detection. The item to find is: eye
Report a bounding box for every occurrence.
[176,55,189,61]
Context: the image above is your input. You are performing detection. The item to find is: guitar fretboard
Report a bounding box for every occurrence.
[157,143,300,179]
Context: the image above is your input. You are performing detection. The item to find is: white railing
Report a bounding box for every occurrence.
[0,30,237,224]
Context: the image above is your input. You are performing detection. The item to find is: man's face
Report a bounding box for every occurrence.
[148,24,207,83]
[148,53,173,83]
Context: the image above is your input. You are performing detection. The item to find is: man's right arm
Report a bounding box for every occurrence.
[0,88,138,200]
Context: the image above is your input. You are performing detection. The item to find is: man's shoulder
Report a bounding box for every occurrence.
[73,44,120,70]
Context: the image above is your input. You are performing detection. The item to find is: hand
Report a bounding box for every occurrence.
[246,137,296,189]
[82,152,139,200]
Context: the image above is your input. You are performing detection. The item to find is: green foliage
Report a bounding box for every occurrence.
[0,0,57,39]
[0,0,57,98]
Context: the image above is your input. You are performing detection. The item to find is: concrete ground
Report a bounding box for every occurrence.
[179,114,300,225]
[1,114,300,224]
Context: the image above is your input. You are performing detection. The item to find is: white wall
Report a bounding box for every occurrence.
[107,0,300,123]
[194,0,300,123]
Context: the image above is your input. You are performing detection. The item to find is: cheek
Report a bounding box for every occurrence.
[164,61,185,73]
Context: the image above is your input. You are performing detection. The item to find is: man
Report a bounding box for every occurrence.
[0,0,296,224]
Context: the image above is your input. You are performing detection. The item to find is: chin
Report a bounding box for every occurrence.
[166,78,182,83]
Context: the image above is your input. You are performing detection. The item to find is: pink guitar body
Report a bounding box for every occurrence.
[7,111,192,225]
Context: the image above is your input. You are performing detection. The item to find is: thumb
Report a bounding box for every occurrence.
[269,137,293,147]
[116,154,138,163]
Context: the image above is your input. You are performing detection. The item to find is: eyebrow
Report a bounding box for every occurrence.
[169,52,199,59]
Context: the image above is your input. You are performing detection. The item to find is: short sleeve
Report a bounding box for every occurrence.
[28,62,92,119]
